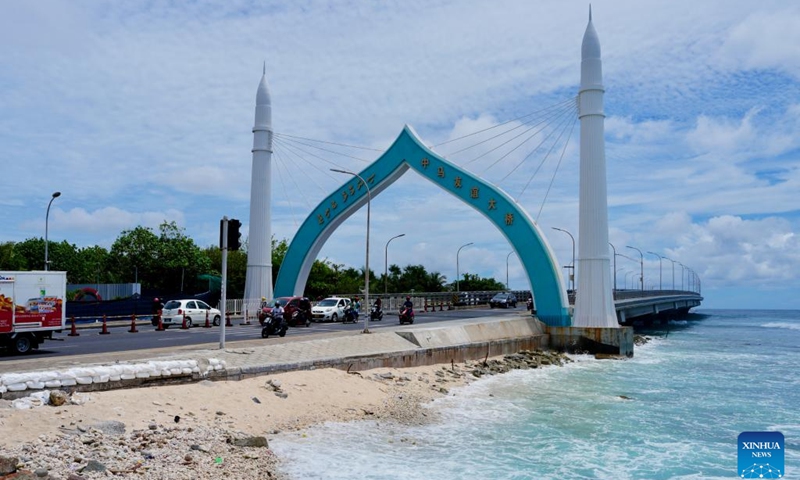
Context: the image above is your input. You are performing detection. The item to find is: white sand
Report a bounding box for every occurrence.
[0,364,471,449]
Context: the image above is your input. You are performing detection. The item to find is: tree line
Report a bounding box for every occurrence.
[0,221,506,299]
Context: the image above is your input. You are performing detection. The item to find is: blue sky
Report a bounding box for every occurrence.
[2,0,799,309]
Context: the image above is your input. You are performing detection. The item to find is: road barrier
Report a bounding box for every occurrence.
[67,316,80,337]
[99,314,110,335]
[128,314,138,333]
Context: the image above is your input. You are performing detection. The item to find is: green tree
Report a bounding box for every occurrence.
[0,242,25,270]
[451,272,506,291]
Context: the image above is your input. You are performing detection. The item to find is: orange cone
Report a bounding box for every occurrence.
[226,311,233,327]
[128,314,138,333]
[203,310,211,328]
[99,314,110,335]
[155,310,165,331]
[181,312,189,329]
[67,316,80,336]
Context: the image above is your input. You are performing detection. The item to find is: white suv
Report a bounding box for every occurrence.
[311,297,351,322]
[159,299,221,328]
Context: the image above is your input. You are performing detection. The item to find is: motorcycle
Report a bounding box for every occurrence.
[343,306,359,324]
[370,305,383,322]
[399,307,414,325]
[261,311,288,338]
[291,308,312,328]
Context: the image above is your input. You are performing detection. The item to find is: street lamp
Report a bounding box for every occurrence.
[626,245,644,291]
[506,251,515,290]
[384,233,405,294]
[552,227,575,292]
[678,262,686,291]
[609,242,617,291]
[44,191,61,271]
[456,242,473,292]
[624,270,634,290]
[664,257,676,290]
[331,168,372,333]
[647,251,663,290]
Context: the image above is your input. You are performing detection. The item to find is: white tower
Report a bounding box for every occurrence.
[244,65,273,309]
[573,9,618,328]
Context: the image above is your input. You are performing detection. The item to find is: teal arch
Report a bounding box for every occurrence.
[274,126,571,326]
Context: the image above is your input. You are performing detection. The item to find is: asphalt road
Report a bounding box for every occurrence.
[1,306,526,361]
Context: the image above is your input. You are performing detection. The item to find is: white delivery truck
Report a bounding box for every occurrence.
[0,271,67,354]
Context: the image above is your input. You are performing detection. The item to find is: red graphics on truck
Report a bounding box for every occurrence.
[0,273,66,334]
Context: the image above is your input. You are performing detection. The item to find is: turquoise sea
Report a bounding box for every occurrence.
[271,310,799,479]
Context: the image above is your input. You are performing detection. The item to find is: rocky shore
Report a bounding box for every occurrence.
[0,349,573,480]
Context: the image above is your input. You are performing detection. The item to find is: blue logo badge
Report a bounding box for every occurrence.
[738,431,784,478]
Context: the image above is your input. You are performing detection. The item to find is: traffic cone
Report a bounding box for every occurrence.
[439,302,444,311]
[181,312,189,329]
[155,310,165,331]
[67,316,80,336]
[99,314,110,335]
[424,300,428,312]
[203,310,211,328]
[225,311,233,327]
[128,314,138,333]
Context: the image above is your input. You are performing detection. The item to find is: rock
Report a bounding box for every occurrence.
[81,459,106,473]
[67,474,86,480]
[378,372,394,380]
[228,434,269,448]
[92,420,126,436]
[267,379,282,389]
[49,390,69,407]
[0,455,19,475]
[148,423,158,430]
[34,467,49,477]
[274,392,288,399]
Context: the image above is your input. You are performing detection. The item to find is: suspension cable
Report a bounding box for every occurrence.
[275,134,373,163]
[516,110,575,202]
[273,137,341,187]
[498,104,577,182]
[273,148,313,210]
[433,96,577,148]
[535,117,578,222]
[274,132,383,152]
[459,100,576,167]
[480,103,577,174]
[271,149,300,227]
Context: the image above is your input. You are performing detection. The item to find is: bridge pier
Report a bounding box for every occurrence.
[546,326,634,357]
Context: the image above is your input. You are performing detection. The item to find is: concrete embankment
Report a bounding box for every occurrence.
[1,316,632,400]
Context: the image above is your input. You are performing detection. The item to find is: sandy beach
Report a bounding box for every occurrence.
[0,362,474,479]
[0,349,570,479]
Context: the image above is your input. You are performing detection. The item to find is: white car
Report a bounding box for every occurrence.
[311,297,351,322]
[159,299,221,328]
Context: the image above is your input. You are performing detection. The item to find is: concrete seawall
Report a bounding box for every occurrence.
[1,316,631,400]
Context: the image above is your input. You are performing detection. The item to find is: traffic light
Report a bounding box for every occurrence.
[219,218,242,251]
[228,219,242,251]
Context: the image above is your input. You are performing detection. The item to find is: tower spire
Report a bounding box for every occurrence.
[244,66,274,312]
[573,9,618,328]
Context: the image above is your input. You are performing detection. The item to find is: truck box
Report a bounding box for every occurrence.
[0,271,67,354]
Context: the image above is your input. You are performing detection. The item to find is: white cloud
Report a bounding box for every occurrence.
[717,9,800,78]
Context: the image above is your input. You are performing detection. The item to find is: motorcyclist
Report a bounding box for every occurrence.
[373,297,382,313]
[151,297,164,325]
[272,300,287,329]
[402,296,413,314]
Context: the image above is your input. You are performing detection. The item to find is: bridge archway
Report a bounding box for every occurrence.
[273,126,571,326]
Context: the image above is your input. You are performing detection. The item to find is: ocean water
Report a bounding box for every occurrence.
[270,310,799,479]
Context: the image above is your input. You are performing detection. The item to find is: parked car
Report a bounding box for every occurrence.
[311,297,351,322]
[158,299,221,327]
[489,293,517,308]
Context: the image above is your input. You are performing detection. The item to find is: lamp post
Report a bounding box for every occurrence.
[552,227,575,292]
[626,245,644,291]
[384,233,405,294]
[647,252,663,290]
[624,270,634,290]
[665,257,676,290]
[506,251,515,290]
[331,168,372,333]
[678,262,686,291]
[44,191,61,271]
[456,242,473,292]
[609,242,617,291]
